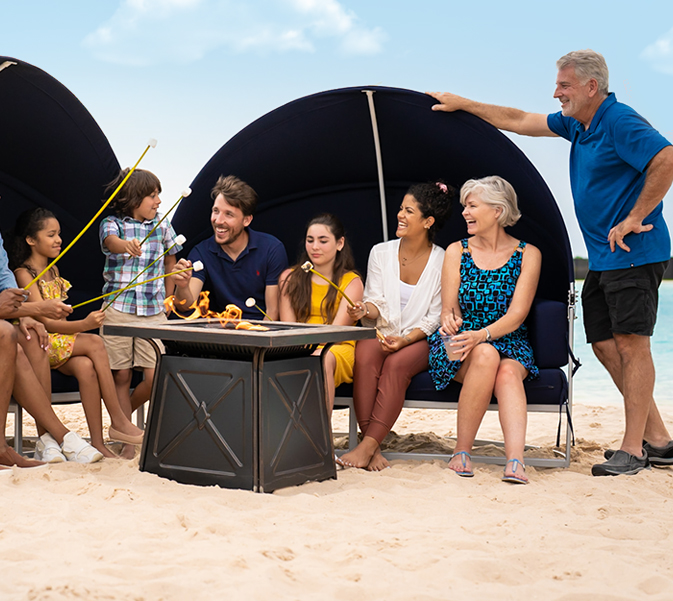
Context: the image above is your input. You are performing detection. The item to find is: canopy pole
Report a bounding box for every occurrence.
[363,90,388,242]
[0,61,17,73]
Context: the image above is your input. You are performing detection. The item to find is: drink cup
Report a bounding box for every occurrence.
[440,332,463,362]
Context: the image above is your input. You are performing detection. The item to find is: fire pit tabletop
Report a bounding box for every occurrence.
[103,319,375,349]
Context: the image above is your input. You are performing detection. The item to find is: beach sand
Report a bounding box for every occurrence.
[3,400,673,601]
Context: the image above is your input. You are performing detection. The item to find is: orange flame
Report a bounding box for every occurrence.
[164,292,269,331]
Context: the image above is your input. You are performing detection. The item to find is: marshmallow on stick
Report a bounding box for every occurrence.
[245,297,272,321]
[300,261,355,306]
[103,234,187,310]
[73,261,202,310]
[140,187,191,246]
[24,139,157,290]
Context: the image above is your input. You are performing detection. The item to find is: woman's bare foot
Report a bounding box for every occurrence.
[120,444,136,460]
[93,442,117,459]
[339,436,379,468]
[367,447,390,471]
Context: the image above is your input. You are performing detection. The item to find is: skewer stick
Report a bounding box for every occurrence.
[300,261,355,306]
[73,261,202,310]
[245,297,272,321]
[102,235,186,310]
[139,187,191,246]
[24,139,158,290]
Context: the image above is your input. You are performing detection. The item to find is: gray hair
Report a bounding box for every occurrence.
[557,49,609,97]
[460,176,521,228]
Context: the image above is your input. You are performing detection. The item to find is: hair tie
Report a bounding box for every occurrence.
[436,182,448,193]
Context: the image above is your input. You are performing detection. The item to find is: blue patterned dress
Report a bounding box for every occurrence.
[428,239,538,390]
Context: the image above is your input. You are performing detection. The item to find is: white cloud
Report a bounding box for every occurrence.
[83,0,385,66]
[641,27,673,75]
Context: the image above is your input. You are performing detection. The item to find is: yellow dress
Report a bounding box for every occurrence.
[306,271,360,388]
[38,276,77,369]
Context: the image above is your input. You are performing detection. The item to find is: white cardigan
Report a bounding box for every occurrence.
[362,239,444,338]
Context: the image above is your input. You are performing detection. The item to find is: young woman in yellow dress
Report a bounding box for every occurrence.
[9,208,145,460]
[278,214,363,414]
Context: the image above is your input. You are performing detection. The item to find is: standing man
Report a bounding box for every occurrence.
[429,49,673,476]
[172,175,288,320]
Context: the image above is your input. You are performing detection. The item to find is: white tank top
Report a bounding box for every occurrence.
[399,280,415,312]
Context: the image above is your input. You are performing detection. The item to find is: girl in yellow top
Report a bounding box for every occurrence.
[9,208,145,460]
[279,214,363,414]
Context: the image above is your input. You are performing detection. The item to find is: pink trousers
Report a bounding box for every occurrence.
[353,338,429,444]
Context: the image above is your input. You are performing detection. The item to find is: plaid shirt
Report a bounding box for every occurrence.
[99,215,182,316]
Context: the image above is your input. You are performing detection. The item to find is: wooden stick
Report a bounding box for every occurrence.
[300,261,355,306]
[72,263,200,310]
[139,188,191,246]
[102,236,185,310]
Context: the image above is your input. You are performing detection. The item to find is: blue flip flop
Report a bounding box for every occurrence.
[502,458,528,484]
[449,451,474,477]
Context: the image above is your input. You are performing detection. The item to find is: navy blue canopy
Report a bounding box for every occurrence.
[0,56,119,309]
[174,86,573,304]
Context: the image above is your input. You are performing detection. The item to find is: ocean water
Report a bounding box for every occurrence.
[572,280,673,406]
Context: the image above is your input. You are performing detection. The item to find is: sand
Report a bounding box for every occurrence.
[2,400,673,601]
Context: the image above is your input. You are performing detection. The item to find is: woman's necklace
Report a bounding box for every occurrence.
[399,241,430,267]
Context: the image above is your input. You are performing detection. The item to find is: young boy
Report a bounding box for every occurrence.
[99,169,182,453]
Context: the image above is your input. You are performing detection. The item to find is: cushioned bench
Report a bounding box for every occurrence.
[333,298,574,468]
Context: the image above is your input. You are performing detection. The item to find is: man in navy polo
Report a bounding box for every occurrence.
[171,175,288,320]
[429,49,673,477]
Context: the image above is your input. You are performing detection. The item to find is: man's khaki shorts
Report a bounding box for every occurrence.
[100,306,166,370]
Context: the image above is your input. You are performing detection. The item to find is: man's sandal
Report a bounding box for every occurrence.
[502,458,528,484]
[449,451,474,477]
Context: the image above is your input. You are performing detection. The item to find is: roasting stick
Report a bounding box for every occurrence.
[24,139,158,290]
[72,261,202,310]
[139,188,191,246]
[102,235,187,311]
[245,297,273,321]
[300,261,355,306]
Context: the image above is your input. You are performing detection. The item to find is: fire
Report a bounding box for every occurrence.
[164,292,269,331]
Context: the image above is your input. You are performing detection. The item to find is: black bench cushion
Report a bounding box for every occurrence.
[334,298,569,408]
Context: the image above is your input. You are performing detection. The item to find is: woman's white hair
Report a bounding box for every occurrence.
[557,49,609,97]
[460,175,521,227]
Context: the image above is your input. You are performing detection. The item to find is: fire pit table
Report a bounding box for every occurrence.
[103,319,375,492]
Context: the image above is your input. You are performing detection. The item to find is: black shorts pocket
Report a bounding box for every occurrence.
[604,278,655,336]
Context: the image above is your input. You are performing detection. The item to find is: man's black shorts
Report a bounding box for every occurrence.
[582,261,669,343]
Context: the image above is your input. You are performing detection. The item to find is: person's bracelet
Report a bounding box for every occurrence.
[363,304,369,317]
[484,327,492,342]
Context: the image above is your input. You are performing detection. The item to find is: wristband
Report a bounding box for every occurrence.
[484,327,492,342]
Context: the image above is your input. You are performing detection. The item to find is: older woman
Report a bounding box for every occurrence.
[341,181,454,471]
[428,176,541,484]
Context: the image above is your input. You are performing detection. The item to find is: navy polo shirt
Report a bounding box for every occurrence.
[548,93,671,271]
[188,228,288,320]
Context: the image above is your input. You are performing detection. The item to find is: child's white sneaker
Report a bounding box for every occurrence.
[35,433,66,463]
[61,432,103,464]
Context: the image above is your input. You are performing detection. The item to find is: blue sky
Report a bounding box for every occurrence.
[3,0,673,257]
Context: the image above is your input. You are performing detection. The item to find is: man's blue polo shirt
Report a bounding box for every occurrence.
[547,93,671,271]
[187,228,288,320]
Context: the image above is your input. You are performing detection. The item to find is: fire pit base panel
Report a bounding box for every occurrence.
[259,356,335,492]
[139,355,256,489]
[139,353,336,492]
